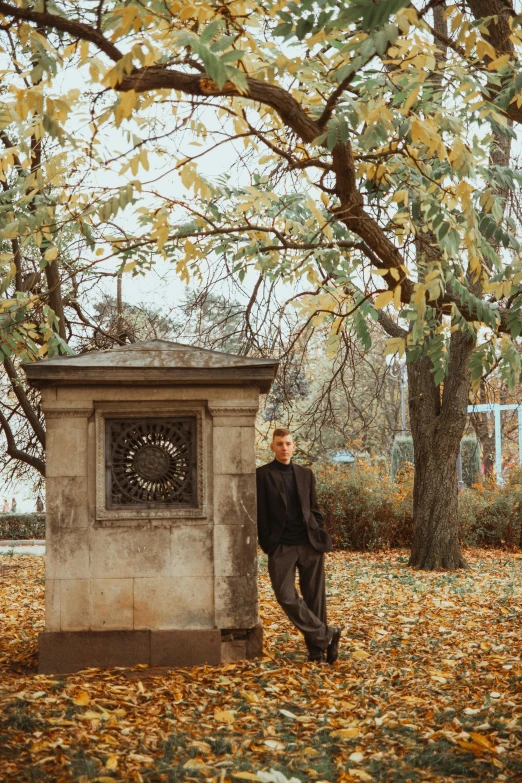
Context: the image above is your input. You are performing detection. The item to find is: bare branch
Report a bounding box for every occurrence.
[0,407,45,475]
[2,358,46,447]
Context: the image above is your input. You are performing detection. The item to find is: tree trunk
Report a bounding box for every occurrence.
[408,331,473,570]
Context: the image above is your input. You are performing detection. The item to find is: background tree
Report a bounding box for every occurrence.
[1,1,522,568]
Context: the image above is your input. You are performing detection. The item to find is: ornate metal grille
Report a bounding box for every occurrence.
[105,417,197,508]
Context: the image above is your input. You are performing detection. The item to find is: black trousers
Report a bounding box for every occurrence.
[267,541,331,652]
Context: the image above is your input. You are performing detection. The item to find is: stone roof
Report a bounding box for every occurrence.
[23,340,279,393]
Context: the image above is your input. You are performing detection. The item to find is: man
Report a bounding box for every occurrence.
[256,428,341,663]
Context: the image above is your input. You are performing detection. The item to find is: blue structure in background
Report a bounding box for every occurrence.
[329,449,356,464]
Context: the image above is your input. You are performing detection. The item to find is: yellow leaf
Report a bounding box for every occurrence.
[214,708,235,724]
[78,710,103,721]
[179,5,196,20]
[232,774,261,781]
[470,732,496,751]
[264,739,286,750]
[330,727,360,739]
[403,86,420,113]
[240,690,260,704]
[374,290,394,309]
[44,246,58,262]
[385,337,405,358]
[352,649,370,660]
[487,54,510,71]
[117,90,138,122]
[72,691,90,706]
[393,284,402,310]
[183,759,206,769]
[477,38,496,61]
[411,119,431,146]
[105,755,118,770]
[349,771,373,782]
[393,190,408,205]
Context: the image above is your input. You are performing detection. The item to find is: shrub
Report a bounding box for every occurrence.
[461,436,481,488]
[316,462,521,551]
[315,461,413,551]
[0,513,45,540]
[390,435,414,480]
[459,470,522,548]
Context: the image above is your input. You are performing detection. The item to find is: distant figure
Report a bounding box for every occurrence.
[11,498,17,513]
[36,496,44,513]
[2,498,8,513]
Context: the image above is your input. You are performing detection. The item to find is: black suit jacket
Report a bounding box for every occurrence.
[256,460,333,555]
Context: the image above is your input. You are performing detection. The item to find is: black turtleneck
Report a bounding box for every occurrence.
[274,460,308,545]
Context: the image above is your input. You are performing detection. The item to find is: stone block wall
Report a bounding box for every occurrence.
[39,385,262,672]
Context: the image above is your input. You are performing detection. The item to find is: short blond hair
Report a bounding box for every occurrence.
[272,427,292,441]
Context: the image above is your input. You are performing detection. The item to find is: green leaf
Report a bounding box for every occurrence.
[326,125,338,151]
[200,19,222,44]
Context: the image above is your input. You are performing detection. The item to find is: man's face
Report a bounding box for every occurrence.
[270,434,296,464]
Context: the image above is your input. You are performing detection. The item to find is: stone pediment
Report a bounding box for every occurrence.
[23,339,279,392]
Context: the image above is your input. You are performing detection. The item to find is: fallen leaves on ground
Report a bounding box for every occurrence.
[0,549,521,782]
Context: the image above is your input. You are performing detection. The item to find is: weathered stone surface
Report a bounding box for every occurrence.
[46,418,88,477]
[25,340,278,393]
[213,426,243,475]
[213,474,256,526]
[89,527,170,579]
[241,427,256,473]
[45,579,60,631]
[90,579,133,630]
[170,526,212,577]
[55,386,251,402]
[215,576,259,628]
[46,530,89,580]
[60,579,90,631]
[214,525,257,578]
[38,630,150,674]
[46,477,88,529]
[40,387,57,404]
[134,577,214,629]
[213,425,256,476]
[221,639,246,662]
[150,629,221,667]
[211,416,256,428]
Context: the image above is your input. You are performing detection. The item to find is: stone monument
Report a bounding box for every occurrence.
[23,340,278,673]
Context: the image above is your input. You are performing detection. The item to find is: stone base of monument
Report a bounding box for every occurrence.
[38,623,263,674]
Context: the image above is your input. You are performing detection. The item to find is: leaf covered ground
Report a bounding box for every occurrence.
[0,550,521,783]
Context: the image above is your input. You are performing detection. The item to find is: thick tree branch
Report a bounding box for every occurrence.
[377,310,407,339]
[317,72,358,128]
[0,1,122,61]
[119,67,321,143]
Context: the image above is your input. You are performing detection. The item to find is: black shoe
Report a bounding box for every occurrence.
[307,644,325,663]
[326,627,342,664]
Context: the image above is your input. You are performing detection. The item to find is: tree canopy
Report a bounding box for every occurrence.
[0,0,520,367]
[2,0,522,567]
